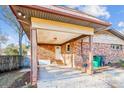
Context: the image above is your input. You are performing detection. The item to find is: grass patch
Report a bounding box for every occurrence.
[119,60,124,67]
[22,83,37,88]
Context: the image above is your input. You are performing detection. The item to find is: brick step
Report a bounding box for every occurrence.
[52,60,64,65]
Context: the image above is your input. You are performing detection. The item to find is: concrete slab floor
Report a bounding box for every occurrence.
[37,65,124,88]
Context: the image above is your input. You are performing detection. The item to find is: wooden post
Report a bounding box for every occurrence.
[87,35,93,75]
[30,28,38,86]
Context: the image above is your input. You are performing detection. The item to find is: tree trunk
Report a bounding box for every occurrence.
[0,43,1,55]
[19,37,22,55]
[18,31,23,56]
[18,32,23,68]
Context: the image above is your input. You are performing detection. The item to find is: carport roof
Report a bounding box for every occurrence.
[10,5,111,38]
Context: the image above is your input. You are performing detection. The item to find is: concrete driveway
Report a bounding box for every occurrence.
[37,65,124,88]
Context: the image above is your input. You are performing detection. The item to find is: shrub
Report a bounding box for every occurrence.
[119,59,124,67]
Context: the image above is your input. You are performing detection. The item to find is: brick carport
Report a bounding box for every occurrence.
[10,5,111,86]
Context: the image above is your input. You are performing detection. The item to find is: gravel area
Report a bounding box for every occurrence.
[37,65,124,88]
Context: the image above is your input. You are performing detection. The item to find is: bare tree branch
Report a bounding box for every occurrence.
[0,5,25,55]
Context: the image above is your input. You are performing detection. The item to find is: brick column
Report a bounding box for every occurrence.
[87,35,93,75]
[30,28,38,86]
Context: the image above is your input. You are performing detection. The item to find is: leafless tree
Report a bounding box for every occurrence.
[0,5,25,55]
[0,29,8,55]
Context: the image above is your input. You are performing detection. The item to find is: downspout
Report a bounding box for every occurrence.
[81,39,83,56]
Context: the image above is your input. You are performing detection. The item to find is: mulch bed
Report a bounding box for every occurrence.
[111,63,124,68]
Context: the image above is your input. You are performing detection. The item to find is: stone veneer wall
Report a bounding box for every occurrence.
[37,44,55,61]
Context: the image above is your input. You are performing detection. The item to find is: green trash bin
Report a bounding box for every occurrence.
[93,56,102,69]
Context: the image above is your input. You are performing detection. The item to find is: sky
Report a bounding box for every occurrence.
[0,6,29,48]
[66,5,124,32]
[0,19,29,48]
[0,5,124,47]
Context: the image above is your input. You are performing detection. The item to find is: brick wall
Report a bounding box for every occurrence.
[37,44,55,61]
[63,39,124,68]
[93,43,124,63]
[61,39,84,68]
[37,39,124,68]
[74,41,124,67]
[61,41,75,67]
